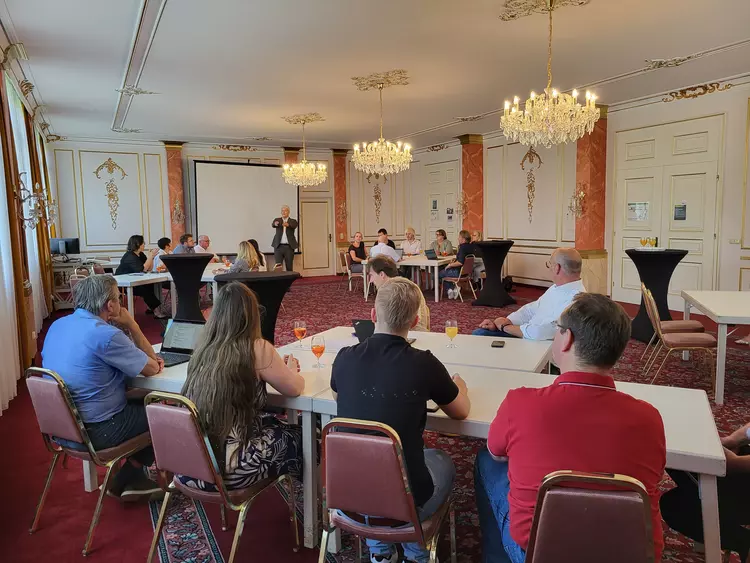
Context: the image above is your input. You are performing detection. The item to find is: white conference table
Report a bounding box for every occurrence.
[313,367,727,563]
[362,255,455,302]
[284,326,552,373]
[681,290,750,404]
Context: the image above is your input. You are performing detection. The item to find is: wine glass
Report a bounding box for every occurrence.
[445,320,458,348]
[649,237,657,247]
[293,320,307,348]
[640,237,648,247]
[311,335,326,369]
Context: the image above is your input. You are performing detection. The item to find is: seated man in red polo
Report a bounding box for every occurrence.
[474,293,666,563]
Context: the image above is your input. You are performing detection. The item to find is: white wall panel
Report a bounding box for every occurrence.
[484,145,504,239]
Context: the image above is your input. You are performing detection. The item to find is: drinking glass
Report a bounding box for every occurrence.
[649,237,657,247]
[445,320,458,348]
[293,320,307,348]
[311,335,326,369]
[640,237,648,247]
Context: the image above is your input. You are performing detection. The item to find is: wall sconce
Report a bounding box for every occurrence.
[568,182,586,218]
[15,172,57,229]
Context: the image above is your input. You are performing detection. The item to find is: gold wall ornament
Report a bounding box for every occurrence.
[172,199,185,226]
[568,182,586,218]
[456,191,470,218]
[499,0,589,21]
[19,79,34,97]
[212,144,258,152]
[45,134,66,142]
[427,144,449,152]
[645,54,704,70]
[454,115,483,122]
[520,146,543,223]
[94,158,127,230]
[351,69,409,91]
[662,82,733,102]
[336,200,348,224]
[373,184,383,223]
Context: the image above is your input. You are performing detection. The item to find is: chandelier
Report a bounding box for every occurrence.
[352,70,412,176]
[500,0,600,148]
[15,171,57,229]
[281,113,327,187]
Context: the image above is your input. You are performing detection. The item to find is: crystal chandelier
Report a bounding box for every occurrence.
[281,113,327,187]
[15,171,57,229]
[500,0,600,148]
[352,80,412,176]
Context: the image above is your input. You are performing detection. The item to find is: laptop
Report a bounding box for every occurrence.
[157,319,205,367]
[395,248,404,260]
[352,319,415,345]
[424,248,437,259]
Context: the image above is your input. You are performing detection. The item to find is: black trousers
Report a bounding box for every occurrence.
[274,244,294,272]
[661,466,750,560]
[134,285,161,311]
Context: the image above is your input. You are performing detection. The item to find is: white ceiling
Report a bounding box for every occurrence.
[4,0,750,149]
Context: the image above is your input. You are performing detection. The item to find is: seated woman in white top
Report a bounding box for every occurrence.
[152,237,172,272]
[401,226,422,256]
[179,282,305,491]
[229,241,260,273]
[248,239,268,272]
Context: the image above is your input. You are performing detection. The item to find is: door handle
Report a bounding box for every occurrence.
[328,233,332,242]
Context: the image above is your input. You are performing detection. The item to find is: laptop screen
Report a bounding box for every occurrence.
[395,248,404,259]
[162,320,205,353]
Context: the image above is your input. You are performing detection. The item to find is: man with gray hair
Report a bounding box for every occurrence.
[271,204,298,271]
[330,277,471,563]
[473,247,585,340]
[42,274,163,499]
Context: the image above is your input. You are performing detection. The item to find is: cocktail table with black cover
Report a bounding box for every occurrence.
[160,254,213,322]
[472,240,516,307]
[625,248,688,343]
[214,271,300,343]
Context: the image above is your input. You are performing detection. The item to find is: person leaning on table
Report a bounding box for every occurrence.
[475,293,667,563]
[330,277,470,563]
[473,248,584,339]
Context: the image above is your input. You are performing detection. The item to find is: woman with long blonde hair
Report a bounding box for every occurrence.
[229,240,260,273]
[179,282,304,490]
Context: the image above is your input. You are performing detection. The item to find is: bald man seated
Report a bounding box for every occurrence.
[473,248,585,340]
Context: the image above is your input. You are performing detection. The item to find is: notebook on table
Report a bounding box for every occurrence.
[157,319,205,367]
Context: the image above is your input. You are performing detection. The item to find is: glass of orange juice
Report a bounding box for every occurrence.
[640,237,648,247]
[293,320,307,348]
[311,335,326,369]
[445,320,458,348]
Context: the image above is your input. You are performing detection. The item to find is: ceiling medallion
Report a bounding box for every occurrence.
[501,0,600,147]
[281,113,327,187]
[212,144,258,152]
[351,70,412,176]
[499,0,589,21]
[454,115,483,123]
[662,82,733,103]
[116,85,158,96]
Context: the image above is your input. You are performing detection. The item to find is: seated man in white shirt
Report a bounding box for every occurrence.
[194,234,219,263]
[400,226,422,256]
[152,237,171,272]
[370,232,402,262]
[473,248,585,340]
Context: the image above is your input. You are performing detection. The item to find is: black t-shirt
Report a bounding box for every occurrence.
[115,251,147,275]
[372,239,396,250]
[330,334,459,506]
[455,242,473,266]
[348,243,367,261]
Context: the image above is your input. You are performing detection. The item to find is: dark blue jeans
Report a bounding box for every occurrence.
[474,449,526,563]
[439,267,461,289]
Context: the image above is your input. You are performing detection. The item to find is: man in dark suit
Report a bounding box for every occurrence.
[271,204,298,271]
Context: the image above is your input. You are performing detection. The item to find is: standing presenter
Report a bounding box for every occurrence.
[271,204,298,272]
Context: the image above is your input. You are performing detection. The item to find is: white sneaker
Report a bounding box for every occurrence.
[370,552,397,563]
[447,288,455,299]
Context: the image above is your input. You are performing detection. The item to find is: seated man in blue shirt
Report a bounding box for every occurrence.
[41,274,163,499]
[439,229,473,300]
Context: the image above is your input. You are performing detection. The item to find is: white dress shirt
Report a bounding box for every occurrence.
[401,239,422,255]
[194,245,211,254]
[280,225,289,245]
[370,242,401,262]
[507,279,586,340]
[152,249,167,271]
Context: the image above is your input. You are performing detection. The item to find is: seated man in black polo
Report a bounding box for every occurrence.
[331,277,471,563]
[439,229,473,300]
[374,227,396,249]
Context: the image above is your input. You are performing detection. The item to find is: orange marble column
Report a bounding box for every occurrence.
[457,134,484,234]
[333,149,348,244]
[163,141,186,241]
[575,114,607,250]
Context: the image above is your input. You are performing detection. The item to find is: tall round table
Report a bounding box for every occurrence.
[625,248,688,342]
[160,254,213,322]
[472,240,516,307]
[214,271,300,343]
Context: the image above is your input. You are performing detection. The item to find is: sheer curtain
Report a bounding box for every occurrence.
[0,115,21,413]
[6,76,47,332]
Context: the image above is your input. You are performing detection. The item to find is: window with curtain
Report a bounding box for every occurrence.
[6,75,47,333]
[0,111,21,413]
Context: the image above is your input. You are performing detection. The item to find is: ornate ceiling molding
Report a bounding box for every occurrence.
[282,112,325,125]
[115,85,159,96]
[212,144,258,152]
[662,81,733,103]
[454,115,483,123]
[499,0,590,21]
[247,136,272,141]
[111,127,143,133]
[644,54,704,70]
[351,69,409,91]
[18,79,33,97]
[426,144,449,152]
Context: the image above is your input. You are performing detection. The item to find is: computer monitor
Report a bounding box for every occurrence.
[51,238,80,255]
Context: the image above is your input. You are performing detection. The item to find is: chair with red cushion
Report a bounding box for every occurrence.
[525,470,655,563]
[144,391,299,563]
[26,367,152,555]
[318,418,456,563]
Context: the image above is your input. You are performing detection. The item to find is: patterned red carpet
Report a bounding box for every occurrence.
[2,277,749,562]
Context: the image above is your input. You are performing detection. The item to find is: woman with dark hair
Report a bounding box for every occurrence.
[247,239,267,271]
[431,229,454,256]
[115,234,165,317]
[179,282,305,490]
